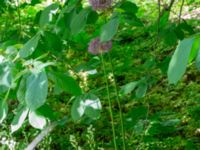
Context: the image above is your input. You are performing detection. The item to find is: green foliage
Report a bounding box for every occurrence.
[0,100,8,124]
[39,3,59,27]
[168,37,195,84]
[0,0,200,149]
[70,7,91,35]
[71,93,101,121]
[11,105,29,133]
[0,62,14,92]
[28,110,47,129]
[19,33,40,58]
[25,70,48,110]
[100,17,119,42]
[48,71,82,95]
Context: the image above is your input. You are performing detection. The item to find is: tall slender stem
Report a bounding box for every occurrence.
[100,52,117,150]
[108,53,126,150]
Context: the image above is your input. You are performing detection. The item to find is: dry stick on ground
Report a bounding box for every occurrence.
[25,122,58,150]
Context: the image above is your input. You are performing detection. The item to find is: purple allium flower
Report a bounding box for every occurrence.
[89,0,113,11]
[88,37,112,55]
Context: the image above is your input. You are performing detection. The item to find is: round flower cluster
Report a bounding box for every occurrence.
[89,0,113,11]
[88,37,112,55]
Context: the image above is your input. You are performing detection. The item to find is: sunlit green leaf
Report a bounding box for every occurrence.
[19,34,40,58]
[39,3,59,27]
[49,72,82,96]
[71,93,101,121]
[120,1,138,14]
[135,82,147,98]
[0,100,8,124]
[25,71,48,110]
[70,8,90,35]
[168,37,195,84]
[11,105,29,133]
[189,37,200,63]
[28,111,47,129]
[120,81,138,95]
[0,62,13,91]
[100,17,119,42]
[159,11,170,29]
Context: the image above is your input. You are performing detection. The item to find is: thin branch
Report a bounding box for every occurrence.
[157,0,161,33]
[178,0,185,24]
[168,0,175,10]
[25,122,58,150]
[16,0,22,41]
[160,0,175,17]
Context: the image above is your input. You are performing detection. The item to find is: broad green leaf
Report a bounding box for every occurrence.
[158,56,171,74]
[42,31,62,51]
[135,82,147,98]
[36,104,56,120]
[161,118,180,126]
[100,17,119,42]
[71,93,101,121]
[174,24,184,40]
[70,8,90,35]
[125,106,148,129]
[188,37,200,63]
[49,72,82,96]
[0,62,13,90]
[56,2,76,22]
[159,11,170,29]
[195,50,200,71]
[84,96,102,119]
[120,81,138,95]
[159,27,177,46]
[39,3,59,27]
[120,1,138,14]
[28,111,47,129]
[17,77,26,102]
[179,22,194,35]
[0,100,8,124]
[168,37,195,84]
[19,34,40,58]
[71,97,85,121]
[147,119,180,136]
[24,60,55,74]
[124,14,143,27]
[30,61,55,74]
[86,10,98,24]
[25,71,48,110]
[11,105,29,133]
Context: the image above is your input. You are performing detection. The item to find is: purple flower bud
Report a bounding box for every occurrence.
[89,0,113,11]
[88,37,112,55]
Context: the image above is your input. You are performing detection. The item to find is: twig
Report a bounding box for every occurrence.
[25,122,58,150]
[178,0,185,24]
[157,0,161,33]
[160,0,175,18]
[16,0,22,41]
